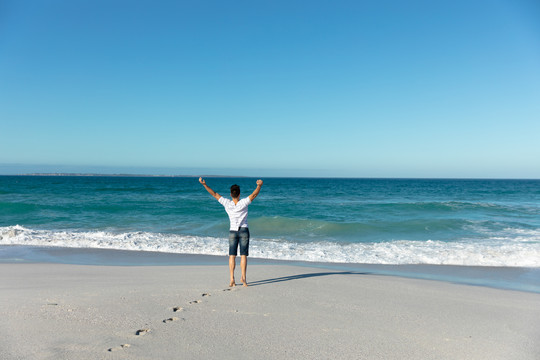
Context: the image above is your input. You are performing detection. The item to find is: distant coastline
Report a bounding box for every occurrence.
[0,173,538,180]
[3,173,244,178]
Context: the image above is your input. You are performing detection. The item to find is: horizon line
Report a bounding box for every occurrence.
[1,173,538,181]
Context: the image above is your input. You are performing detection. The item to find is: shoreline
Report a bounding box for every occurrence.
[1,261,539,359]
[2,245,539,294]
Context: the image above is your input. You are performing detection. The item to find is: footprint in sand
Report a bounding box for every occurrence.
[173,306,184,312]
[136,329,150,336]
[163,317,181,323]
[202,293,211,297]
[108,344,130,352]
[189,300,202,304]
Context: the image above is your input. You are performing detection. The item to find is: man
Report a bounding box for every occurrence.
[199,177,263,287]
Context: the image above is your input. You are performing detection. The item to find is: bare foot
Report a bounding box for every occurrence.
[229,280,236,287]
[241,278,248,287]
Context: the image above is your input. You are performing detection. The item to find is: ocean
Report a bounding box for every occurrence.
[1,176,539,268]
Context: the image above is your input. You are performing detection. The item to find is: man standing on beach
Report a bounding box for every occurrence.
[199,178,263,287]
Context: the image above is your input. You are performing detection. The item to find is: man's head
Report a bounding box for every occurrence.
[230,184,240,199]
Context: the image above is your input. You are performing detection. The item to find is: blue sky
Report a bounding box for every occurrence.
[1,0,539,178]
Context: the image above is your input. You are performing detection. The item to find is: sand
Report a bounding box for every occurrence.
[1,262,539,360]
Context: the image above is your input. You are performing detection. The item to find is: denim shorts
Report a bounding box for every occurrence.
[229,227,250,256]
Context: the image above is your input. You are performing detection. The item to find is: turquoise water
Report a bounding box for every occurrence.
[1,176,539,267]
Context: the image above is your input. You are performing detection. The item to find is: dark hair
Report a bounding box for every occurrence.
[230,184,240,198]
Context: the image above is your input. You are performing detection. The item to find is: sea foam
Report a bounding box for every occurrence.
[1,225,539,267]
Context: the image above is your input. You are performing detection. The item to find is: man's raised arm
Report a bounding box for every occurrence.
[249,179,264,201]
[199,177,221,200]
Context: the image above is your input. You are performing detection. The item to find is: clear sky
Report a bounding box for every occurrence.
[1,0,539,178]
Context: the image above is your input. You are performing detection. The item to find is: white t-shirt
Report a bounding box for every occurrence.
[218,197,252,231]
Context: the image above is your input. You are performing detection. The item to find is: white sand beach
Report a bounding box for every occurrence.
[1,262,539,360]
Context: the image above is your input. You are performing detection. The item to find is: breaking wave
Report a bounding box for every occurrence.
[1,225,539,267]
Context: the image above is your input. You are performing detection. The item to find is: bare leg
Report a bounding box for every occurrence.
[229,255,236,287]
[240,255,248,287]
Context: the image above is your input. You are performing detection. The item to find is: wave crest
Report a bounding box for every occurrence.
[1,225,539,267]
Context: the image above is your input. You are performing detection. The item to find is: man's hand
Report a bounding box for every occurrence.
[249,179,264,201]
[200,178,221,200]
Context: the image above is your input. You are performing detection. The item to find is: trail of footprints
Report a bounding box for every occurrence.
[108,289,231,352]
